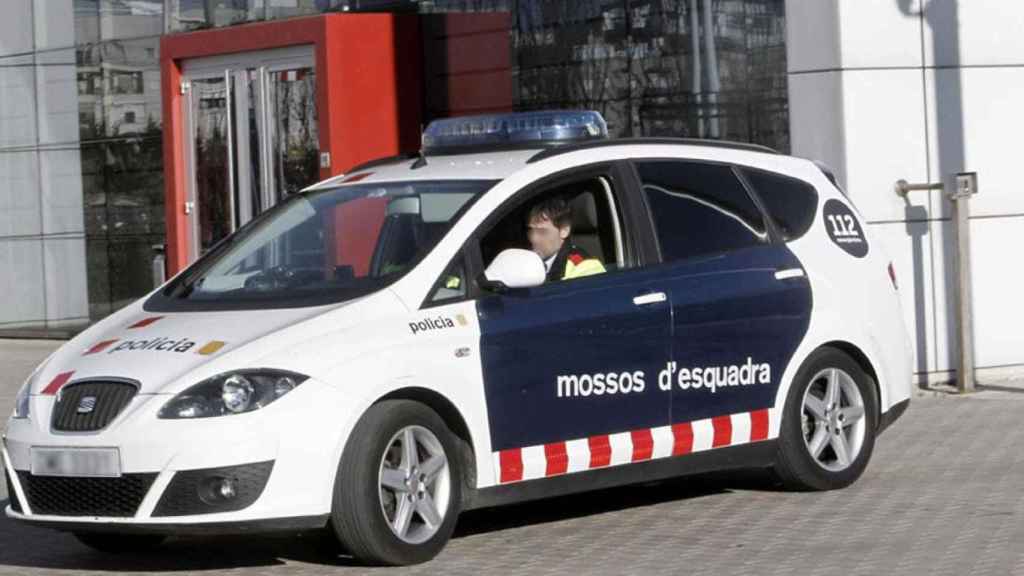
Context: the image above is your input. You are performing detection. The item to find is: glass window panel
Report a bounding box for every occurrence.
[0,239,46,329]
[0,151,42,239]
[86,235,164,320]
[168,0,266,32]
[268,67,318,197]
[76,37,162,142]
[40,148,87,235]
[0,54,39,149]
[636,160,767,263]
[86,237,113,319]
[740,167,818,241]
[0,0,34,57]
[36,49,81,145]
[192,76,233,252]
[33,0,84,51]
[43,237,90,329]
[265,0,321,20]
[98,0,164,40]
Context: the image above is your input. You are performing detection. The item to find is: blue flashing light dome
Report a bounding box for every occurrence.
[422,110,608,154]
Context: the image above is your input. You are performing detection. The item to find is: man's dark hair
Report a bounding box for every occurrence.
[528,195,572,229]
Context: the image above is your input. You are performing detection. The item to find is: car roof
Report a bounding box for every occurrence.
[304,138,784,191]
[305,149,542,189]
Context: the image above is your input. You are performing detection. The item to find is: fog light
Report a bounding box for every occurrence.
[198,475,238,505]
[217,477,237,500]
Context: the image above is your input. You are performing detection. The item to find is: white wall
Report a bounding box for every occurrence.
[786,0,1024,383]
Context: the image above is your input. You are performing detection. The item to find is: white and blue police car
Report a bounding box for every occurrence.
[3,111,912,565]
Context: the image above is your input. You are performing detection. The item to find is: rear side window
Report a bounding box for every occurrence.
[740,168,819,240]
[635,160,768,264]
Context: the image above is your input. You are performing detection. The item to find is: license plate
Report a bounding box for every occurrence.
[30,447,121,478]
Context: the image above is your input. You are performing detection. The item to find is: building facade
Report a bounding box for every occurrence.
[786,1,1024,384]
[4,1,1017,385]
[0,0,788,335]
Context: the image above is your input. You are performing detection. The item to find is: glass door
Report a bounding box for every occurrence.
[182,46,318,262]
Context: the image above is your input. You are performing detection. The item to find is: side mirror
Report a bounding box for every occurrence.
[481,248,546,291]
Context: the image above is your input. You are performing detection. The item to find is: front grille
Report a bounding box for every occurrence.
[4,467,22,513]
[16,471,157,517]
[51,381,138,432]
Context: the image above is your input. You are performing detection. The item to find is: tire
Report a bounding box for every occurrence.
[73,532,167,554]
[330,400,462,566]
[774,347,878,491]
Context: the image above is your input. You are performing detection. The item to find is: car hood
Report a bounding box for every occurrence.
[29,303,343,396]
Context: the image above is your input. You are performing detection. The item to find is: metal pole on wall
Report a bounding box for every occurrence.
[895,172,979,393]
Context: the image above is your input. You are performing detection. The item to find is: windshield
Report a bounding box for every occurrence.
[149,180,496,310]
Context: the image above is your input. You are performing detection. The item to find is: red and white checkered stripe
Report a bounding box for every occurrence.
[493,408,777,484]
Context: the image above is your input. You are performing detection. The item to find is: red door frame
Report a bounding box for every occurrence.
[160,14,422,275]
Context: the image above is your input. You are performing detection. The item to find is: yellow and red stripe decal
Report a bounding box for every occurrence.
[495,408,775,485]
[83,339,119,355]
[41,371,75,396]
[127,316,163,329]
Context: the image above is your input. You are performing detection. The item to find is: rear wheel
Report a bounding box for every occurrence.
[73,532,166,554]
[775,347,878,491]
[330,400,461,565]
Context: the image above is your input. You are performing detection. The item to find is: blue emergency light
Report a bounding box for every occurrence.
[421,110,608,154]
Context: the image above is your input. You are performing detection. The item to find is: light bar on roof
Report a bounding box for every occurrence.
[422,110,608,154]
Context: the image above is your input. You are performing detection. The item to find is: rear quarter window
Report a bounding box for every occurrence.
[740,168,819,241]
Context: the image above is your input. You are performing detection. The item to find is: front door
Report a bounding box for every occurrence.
[181,46,320,261]
[474,169,673,483]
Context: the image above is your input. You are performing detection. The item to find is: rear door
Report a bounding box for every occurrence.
[630,159,813,449]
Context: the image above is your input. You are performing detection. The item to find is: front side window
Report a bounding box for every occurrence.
[477,175,626,283]
[636,160,768,264]
[151,179,495,310]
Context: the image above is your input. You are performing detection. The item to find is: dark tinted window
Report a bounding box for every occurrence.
[636,161,768,263]
[741,168,819,240]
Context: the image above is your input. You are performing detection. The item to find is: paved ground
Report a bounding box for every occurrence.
[1,339,1023,575]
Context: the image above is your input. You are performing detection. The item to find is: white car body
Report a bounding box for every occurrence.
[3,140,912,535]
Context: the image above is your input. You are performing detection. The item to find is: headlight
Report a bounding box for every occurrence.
[158,370,307,419]
[13,380,31,419]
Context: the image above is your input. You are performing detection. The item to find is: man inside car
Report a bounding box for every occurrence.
[526,196,606,282]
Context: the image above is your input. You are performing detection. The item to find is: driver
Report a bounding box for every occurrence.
[526,196,606,282]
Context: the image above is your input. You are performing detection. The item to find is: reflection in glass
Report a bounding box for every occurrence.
[431,0,788,152]
[168,0,267,32]
[268,67,319,198]
[76,37,162,141]
[192,77,234,253]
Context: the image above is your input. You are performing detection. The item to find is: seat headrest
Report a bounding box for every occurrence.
[570,193,599,233]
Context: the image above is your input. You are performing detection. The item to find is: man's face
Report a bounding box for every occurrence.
[527,214,570,260]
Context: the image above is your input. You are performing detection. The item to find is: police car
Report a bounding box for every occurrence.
[3,111,911,565]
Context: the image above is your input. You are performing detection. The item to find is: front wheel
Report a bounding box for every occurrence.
[774,347,878,491]
[330,400,461,566]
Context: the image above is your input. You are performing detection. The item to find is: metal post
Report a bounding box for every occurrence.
[895,173,978,393]
[949,173,978,393]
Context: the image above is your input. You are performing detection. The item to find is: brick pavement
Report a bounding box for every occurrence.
[1,340,1022,575]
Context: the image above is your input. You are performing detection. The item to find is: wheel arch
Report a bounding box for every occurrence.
[375,387,478,499]
[815,340,882,427]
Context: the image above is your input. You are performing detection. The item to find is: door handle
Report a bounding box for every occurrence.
[633,292,667,306]
[774,268,805,280]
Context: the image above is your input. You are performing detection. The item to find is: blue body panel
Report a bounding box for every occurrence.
[477,244,812,451]
[663,245,812,424]
[478,267,672,451]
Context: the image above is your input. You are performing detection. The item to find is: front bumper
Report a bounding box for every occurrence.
[2,377,350,531]
[8,510,329,536]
